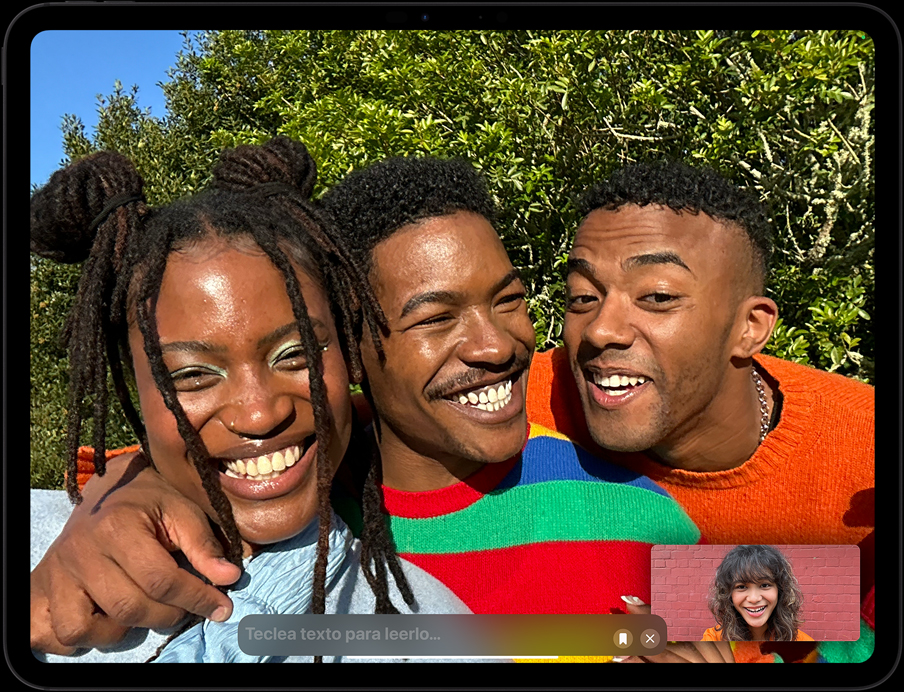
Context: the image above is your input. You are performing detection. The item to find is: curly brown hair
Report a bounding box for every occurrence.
[708,545,804,641]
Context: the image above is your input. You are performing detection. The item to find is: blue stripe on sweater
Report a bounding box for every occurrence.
[496,433,672,499]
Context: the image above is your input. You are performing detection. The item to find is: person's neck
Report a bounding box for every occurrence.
[645,363,774,472]
[749,623,768,640]
[378,430,486,491]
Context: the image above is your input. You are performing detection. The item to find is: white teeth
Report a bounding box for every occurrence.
[451,380,515,412]
[221,444,302,481]
[594,373,649,389]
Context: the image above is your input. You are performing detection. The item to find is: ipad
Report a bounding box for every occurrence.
[7,3,900,689]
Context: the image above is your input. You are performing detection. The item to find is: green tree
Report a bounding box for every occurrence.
[31,30,874,487]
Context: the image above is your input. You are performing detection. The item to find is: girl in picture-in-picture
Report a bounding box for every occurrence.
[703,545,813,642]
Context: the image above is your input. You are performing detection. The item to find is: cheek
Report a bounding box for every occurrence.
[509,305,536,340]
[563,311,589,344]
[129,334,208,498]
[320,351,353,469]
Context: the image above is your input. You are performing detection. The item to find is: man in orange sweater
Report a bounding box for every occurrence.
[529,161,874,548]
[527,161,874,663]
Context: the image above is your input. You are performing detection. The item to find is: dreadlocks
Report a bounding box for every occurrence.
[30,136,412,662]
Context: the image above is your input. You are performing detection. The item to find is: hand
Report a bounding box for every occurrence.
[613,596,735,663]
[30,453,242,654]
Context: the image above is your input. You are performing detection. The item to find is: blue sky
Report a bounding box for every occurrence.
[31,31,187,187]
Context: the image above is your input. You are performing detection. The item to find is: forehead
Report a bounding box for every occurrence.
[153,239,331,336]
[370,211,513,305]
[571,204,742,270]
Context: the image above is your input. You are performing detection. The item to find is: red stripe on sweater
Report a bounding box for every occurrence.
[383,455,519,518]
[401,541,653,614]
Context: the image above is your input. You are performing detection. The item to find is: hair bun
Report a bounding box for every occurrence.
[213,136,317,199]
[30,151,144,264]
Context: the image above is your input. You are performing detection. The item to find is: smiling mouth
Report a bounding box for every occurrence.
[445,378,515,412]
[219,437,314,481]
[590,372,650,397]
[744,605,768,614]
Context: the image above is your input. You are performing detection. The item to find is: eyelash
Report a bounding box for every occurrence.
[170,366,225,393]
[412,292,526,327]
[734,583,773,590]
[169,342,328,390]
[498,291,526,307]
[642,292,677,304]
[271,341,329,367]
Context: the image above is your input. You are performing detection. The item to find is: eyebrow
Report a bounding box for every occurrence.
[160,340,227,355]
[623,251,692,274]
[399,269,523,319]
[566,253,693,280]
[160,321,326,355]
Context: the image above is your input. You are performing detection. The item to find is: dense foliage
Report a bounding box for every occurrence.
[31,30,874,487]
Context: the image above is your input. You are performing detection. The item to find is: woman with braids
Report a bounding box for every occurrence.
[703,545,812,642]
[29,137,472,663]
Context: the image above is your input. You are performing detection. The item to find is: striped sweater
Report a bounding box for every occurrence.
[381,423,701,615]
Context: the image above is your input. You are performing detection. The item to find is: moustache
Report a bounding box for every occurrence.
[424,350,533,402]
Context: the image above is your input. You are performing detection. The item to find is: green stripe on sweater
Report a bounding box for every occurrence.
[817,619,875,663]
[388,480,700,553]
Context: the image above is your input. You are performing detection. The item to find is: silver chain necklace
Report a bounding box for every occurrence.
[751,367,770,445]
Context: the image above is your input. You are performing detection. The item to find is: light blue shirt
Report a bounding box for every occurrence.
[31,489,488,664]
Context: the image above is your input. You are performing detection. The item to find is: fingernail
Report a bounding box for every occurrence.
[210,606,230,623]
[612,656,629,662]
[620,595,633,603]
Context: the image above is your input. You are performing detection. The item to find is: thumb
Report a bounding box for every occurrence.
[157,500,242,587]
[621,595,652,615]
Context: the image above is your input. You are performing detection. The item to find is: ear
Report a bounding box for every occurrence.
[731,295,778,359]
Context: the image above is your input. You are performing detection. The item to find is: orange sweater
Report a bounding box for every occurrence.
[702,626,814,642]
[526,348,874,546]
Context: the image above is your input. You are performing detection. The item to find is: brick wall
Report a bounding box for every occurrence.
[650,544,860,641]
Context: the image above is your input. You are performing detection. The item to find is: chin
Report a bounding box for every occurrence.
[588,424,659,453]
[472,439,527,464]
[236,508,320,547]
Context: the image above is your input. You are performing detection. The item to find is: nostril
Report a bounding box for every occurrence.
[222,398,296,439]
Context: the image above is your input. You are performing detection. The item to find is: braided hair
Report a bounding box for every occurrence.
[30,137,412,662]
